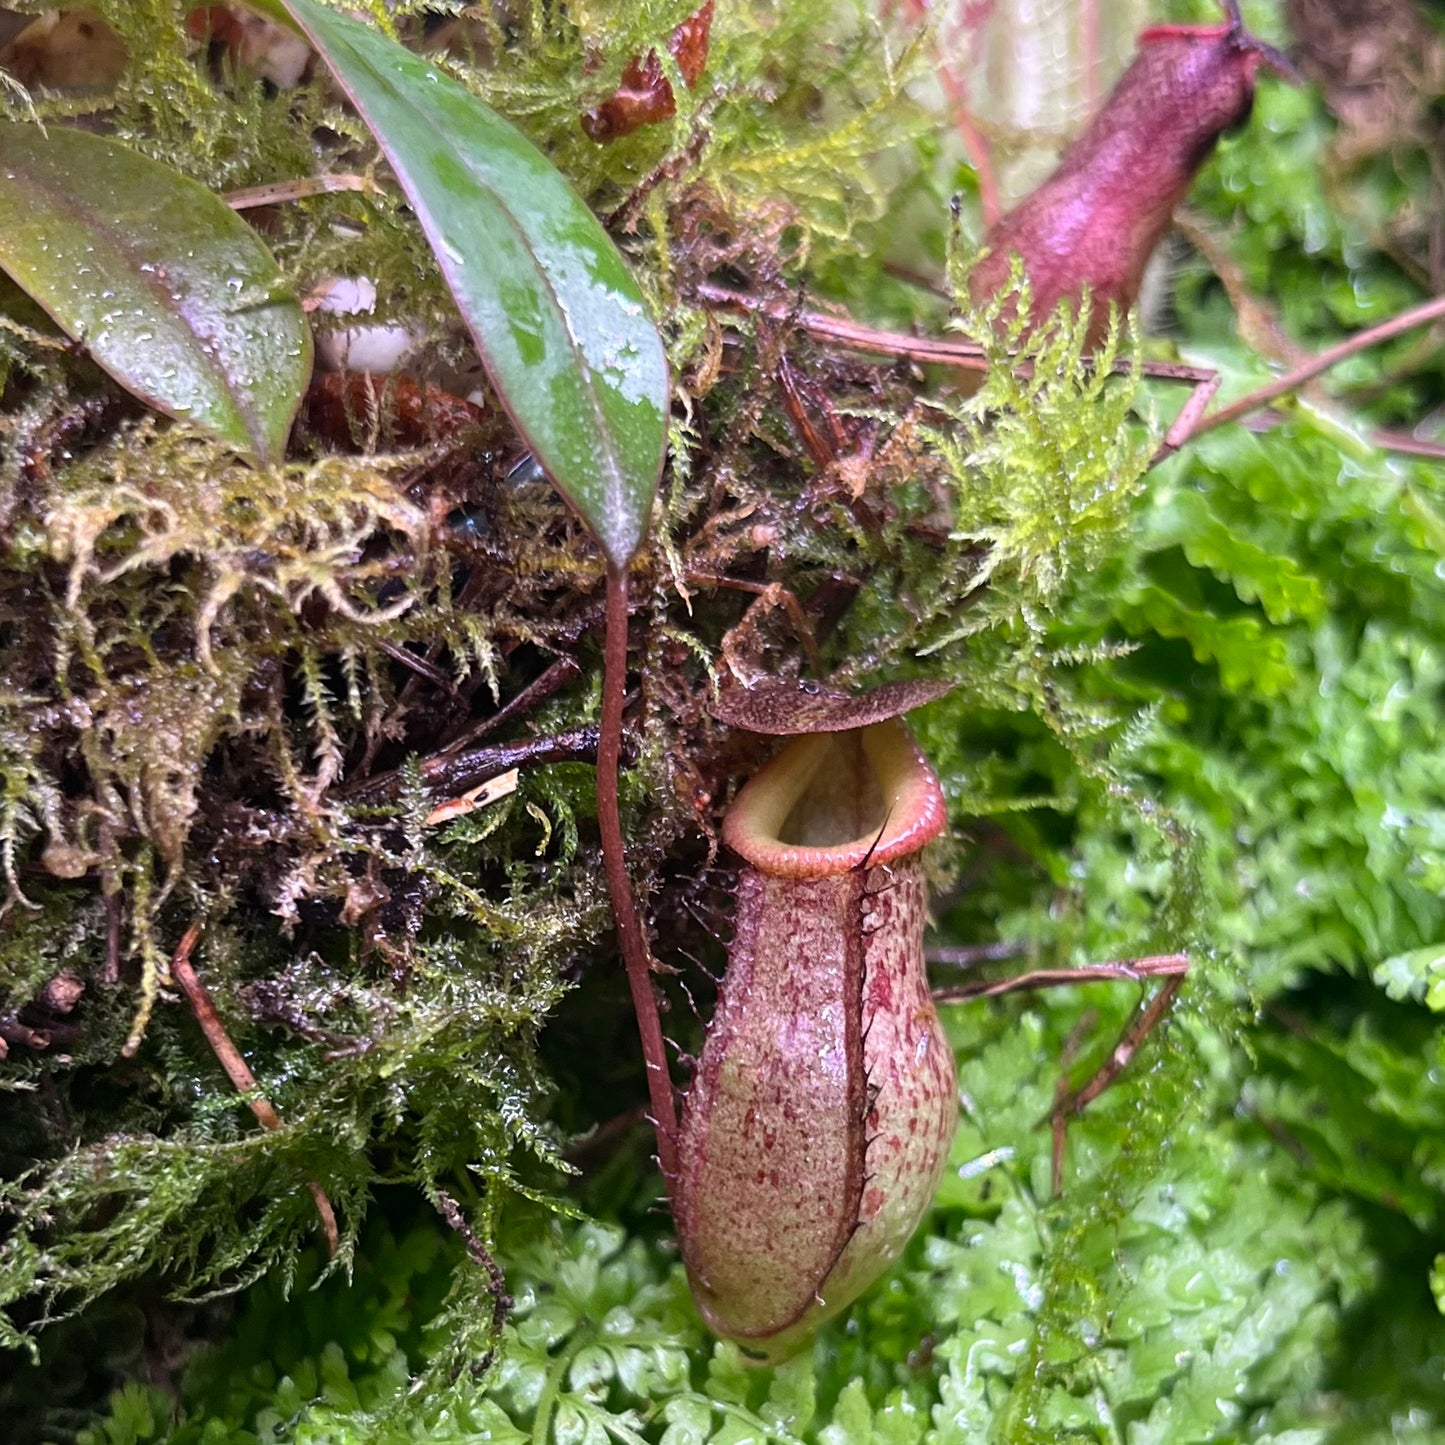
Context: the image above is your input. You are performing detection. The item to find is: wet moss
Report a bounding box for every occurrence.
[0,0,1199,1419]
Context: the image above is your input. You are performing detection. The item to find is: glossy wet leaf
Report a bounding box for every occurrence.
[0,121,310,465]
[262,0,668,567]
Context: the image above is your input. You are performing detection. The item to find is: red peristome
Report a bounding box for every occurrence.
[1137,22,1232,43]
[723,721,947,879]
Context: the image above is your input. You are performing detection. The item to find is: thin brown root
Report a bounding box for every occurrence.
[698,283,1218,396]
[169,922,339,1256]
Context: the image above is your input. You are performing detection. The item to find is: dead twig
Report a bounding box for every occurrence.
[375,640,463,700]
[435,1189,512,1379]
[697,571,825,678]
[169,922,339,1256]
[436,656,582,757]
[337,723,601,805]
[225,174,379,209]
[934,951,1189,1194]
[605,120,711,233]
[704,284,1445,469]
[930,951,1188,1003]
[1169,292,1445,450]
[1053,969,1186,1116]
[1045,970,1187,1192]
[697,282,1219,391]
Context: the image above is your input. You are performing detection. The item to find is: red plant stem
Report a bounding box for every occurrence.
[1372,427,1445,461]
[931,951,1188,1004]
[937,65,1001,229]
[1176,292,1445,446]
[170,922,339,1255]
[696,283,1216,393]
[598,562,679,1185]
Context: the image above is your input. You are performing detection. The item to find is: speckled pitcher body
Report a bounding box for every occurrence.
[674,717,956,1361]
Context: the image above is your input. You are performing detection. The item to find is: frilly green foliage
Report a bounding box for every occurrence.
[58,1047,1383,1443]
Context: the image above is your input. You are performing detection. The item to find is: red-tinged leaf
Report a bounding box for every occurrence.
[583,0,715,143]
[257,0,669,568]
[0,121,311,465]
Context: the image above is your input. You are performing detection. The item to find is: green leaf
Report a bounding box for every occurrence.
[1113,585,1296,695]
[1144,490,1326,624]
[0,122,310,465]
[1374,944,1445,1011]
[262,0,668,567]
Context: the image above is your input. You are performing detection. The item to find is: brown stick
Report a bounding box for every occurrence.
[225,174,378,210]
[1047,971,1187,1193]
[597,563,679,1184]
[1174,292,1445,447]
[700,283,989,369]
[337,723,600,805]
[375,639,463,699]
[696,283,1218,393]
[934,951,1189,1193]
[702,286,1445,467]
[169,922,339,1256]
[1055,972,1186,1118]
[436,656,582,756]
[1155,370,1222,463]
[930,951,1189,1003]
[691,569,825,676]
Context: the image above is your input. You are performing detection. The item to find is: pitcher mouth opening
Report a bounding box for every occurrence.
[722,718,946,878]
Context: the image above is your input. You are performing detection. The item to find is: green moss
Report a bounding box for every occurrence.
[2,0,1445,1440]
